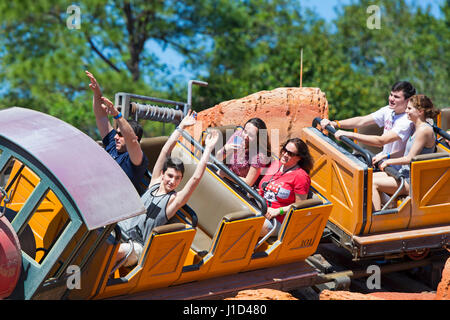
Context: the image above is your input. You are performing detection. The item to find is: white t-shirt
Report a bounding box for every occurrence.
[371,106,414,158]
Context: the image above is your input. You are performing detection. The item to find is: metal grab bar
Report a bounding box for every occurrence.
[110,238,134,276]
[377,166,405,212]
[384,165,402,182]
[312,117,373,166]
[176,127,268,216]
[254,219,278,250]
[312,118,406,213]
[180,204,198,228]
[433,125,450,141]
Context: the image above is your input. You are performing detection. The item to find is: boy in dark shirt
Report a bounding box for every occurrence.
[86,70,148,195]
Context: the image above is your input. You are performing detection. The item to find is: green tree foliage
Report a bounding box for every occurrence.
[331,0,449,118]
[190,0,448,120]
[0,0,200,138]
[0,0,447,138]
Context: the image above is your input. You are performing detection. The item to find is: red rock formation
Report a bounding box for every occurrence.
[320,290,384,300]
[435,255,450,300]
[226,256,450,300]
[188,87,328,152]
[370,292,436,300]
[320,290,436,300]
[225,288,298,300]
[319,256,450,301]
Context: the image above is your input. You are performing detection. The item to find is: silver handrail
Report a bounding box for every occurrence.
[254,219,278,250]
[109,239,134,276]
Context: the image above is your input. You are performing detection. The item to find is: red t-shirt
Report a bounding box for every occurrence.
[258,160,311,223]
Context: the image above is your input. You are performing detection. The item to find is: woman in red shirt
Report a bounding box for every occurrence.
[258,138,313,237]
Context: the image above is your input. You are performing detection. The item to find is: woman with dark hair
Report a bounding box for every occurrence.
[258,137,314,236]
[216,117,271,187]
[372,94,440,211]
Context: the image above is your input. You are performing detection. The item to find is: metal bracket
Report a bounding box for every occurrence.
[0,186,11,218]
[333,275,351,290]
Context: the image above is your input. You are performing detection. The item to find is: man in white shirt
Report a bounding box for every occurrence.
[320,81,416,168]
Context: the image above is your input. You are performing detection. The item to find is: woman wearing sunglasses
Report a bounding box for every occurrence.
[257,138,314,237]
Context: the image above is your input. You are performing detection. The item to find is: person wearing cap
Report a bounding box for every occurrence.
[86,70,149,195]
[320,81,416,169]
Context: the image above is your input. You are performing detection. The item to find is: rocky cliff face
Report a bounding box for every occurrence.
[188,87,328,152]
[435,255,450,300]
[225,288,298,300]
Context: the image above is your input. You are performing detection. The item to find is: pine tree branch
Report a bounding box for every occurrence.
[84,33,121,73]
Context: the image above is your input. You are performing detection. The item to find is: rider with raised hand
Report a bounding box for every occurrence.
[85,70,148,195]
[116,111,220,267]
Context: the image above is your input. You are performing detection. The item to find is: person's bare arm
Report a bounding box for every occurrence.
[379,127,431,170]
[85,70,113,139]
[335,129,401,147]
[150,110,197,185]
[264,193,306,220]
[320,114,375,130]
[242,166,262,186]
[100,96,144,166]
[165,130,219,219]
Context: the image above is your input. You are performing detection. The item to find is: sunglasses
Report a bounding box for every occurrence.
[281,147,299,157]
[116,131,123,137]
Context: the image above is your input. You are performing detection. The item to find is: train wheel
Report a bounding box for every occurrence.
[407,248,430,261]
[0,215,21,299]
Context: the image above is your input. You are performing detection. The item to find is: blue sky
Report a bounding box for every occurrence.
[302,0,443,21]
[152,0,444,84]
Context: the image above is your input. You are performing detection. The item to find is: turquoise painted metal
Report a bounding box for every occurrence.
[0,107,145,299]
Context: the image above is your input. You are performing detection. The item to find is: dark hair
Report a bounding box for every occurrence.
[280,138,314,174]
[408,94,440,120]
[245,118,271,157]
[391,81,416,100]
[128,119,144,142]
[163,157,185,176]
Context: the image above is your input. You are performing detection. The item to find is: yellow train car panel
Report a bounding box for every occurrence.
[302,127,368,236]
[305,122,450,259]
[369,196,412,234]
[205,214,264,278]
[3,160,69,263]
[172,213,263,285]
[245,197,332,271]
[133,224,196,292]
[409,155,450,229]
[276,200,332,263]
[95,223,195,299]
